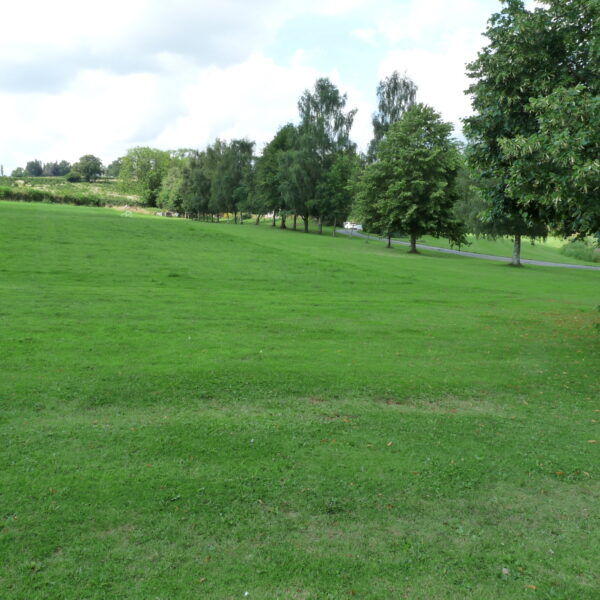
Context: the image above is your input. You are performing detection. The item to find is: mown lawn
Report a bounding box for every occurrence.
[1,202,598,599]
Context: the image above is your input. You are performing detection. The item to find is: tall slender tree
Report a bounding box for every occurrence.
[297,77,357,232]
[368,71,417,161]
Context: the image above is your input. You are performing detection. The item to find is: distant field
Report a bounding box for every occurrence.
[1,201,598,599]
[0,176,138,206]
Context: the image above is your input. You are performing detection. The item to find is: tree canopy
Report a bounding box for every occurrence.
[71,155,103,182]
[368,71,417,160]
[355,104,465,251]
[464,0,599,264]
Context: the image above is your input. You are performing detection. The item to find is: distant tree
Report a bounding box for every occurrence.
[11,167,25,178]
[71,155,103,182]
[119,147,172,206]
[208,139,255,223]
[42,162,59,176]
[297,77,357,232]
[66,170,82,182]
[157,165,185,213]
[277,132,320,231]
[0,165,4,176]
[42,161,70,177]
[56,160,71,177]
[106,158,123,178]
[313,150,358,234]
[354,104,466,251]
[25,160,43,177]
[180,152,212,219]
[255,124,298,227]
[368,71,417,160]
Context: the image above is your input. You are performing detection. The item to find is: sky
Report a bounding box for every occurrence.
[0,0,536,174]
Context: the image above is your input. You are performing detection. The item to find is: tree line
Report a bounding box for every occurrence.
[5,0,598,265]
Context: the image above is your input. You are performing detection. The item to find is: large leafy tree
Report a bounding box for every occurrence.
[368,71,417,161]
[355,104,465,251]
[464,0,599,265]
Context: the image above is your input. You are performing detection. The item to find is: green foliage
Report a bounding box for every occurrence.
[42,160,71,177]
[25,159,43,177]
[71,154,104,182]
[560,238,600,263]
[298,77,356,159]
[0,178,137,206]
[207,138,255,221]
[255,123,299,223]
[296,77,358,231]
[119,147,172,206]
[355,104,466,250]
[368,71,417,160]
[452,164,490,235]
[465,0,599,251]
[105,157,123,178]
[0,184,100,206]
[180,152,212,217]
[500,85,600,237]
[157,165,186,213]
[65,170,82,183]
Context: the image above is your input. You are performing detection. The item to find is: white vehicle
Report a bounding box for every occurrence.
[343,221,363,231]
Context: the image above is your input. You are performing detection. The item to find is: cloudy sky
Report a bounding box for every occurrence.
[0,0,530,173]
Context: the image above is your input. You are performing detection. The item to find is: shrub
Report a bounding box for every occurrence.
[559,239,599,262]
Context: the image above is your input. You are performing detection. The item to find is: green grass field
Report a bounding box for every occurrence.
[1,201,599,599]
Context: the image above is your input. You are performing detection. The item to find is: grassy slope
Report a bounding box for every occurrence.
[1,202,599,599]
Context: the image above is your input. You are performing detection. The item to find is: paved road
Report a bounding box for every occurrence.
[336,229,600,271]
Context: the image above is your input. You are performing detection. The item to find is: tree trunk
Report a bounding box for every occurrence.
[255,215,261,225]
[511,233,522,266]
[332,216,336,236]
[318,215,323,234]
[303,216,309,233]
[409,234,418,253]
[280,214,287,229]
[387,235,392,248]
[272,213,276,227]
[293,214,297,230]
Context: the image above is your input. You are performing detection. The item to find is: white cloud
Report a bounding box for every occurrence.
[0,0,509,171]
[375,0,496,137]
[351,28,377,44]
[153,54,322,153]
